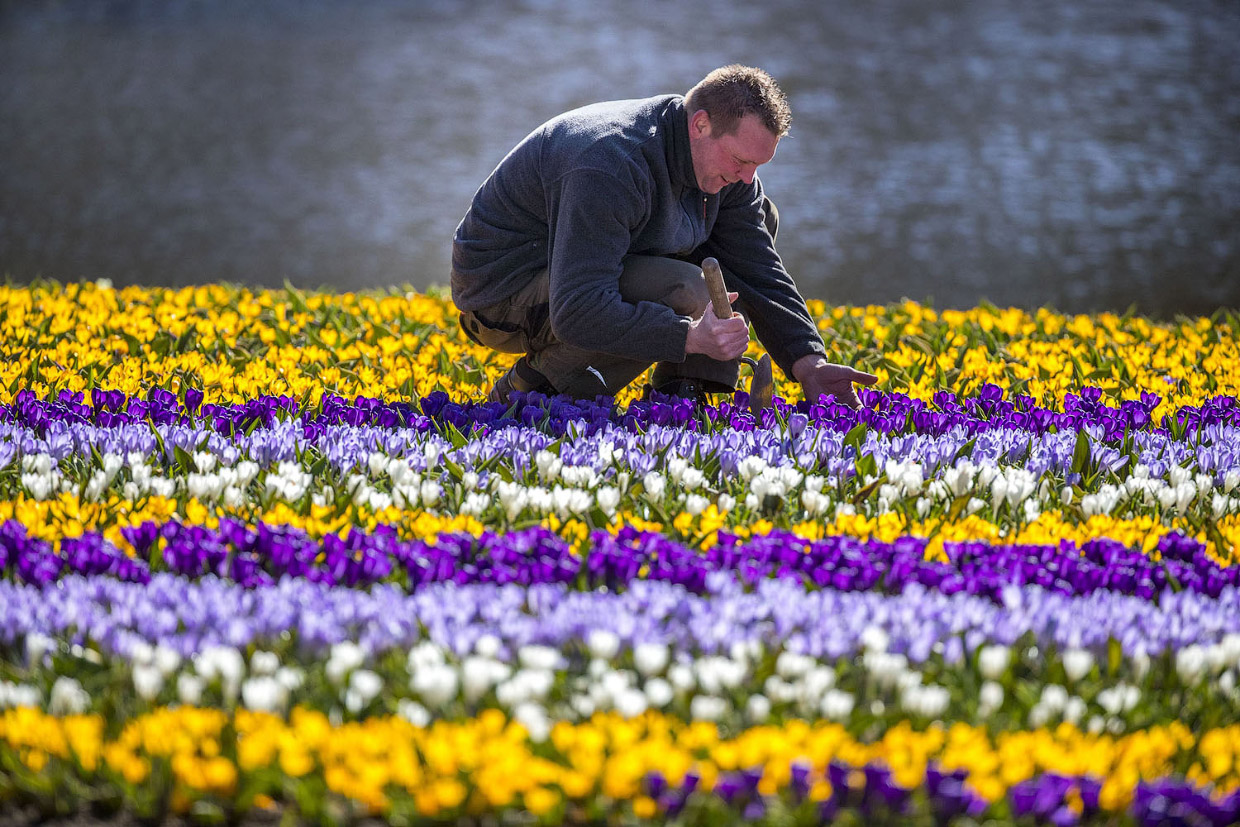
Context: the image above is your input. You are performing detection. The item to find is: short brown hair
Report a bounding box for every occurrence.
[684,65,792,137]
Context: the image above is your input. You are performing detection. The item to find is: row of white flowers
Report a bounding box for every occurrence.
[12,446,1240,526]
[10,628,1240,741]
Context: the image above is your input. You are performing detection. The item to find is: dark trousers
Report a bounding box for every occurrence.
[459,198,779,399]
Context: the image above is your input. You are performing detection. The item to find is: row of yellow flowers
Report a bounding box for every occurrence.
[4,492,1237,568]
[4,705,1238,820]
[3,282,1238,408]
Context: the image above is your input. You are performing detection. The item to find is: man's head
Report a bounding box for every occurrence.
[684,65,791,194]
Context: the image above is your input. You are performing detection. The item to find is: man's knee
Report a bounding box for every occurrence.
[659,269,710,317]
[618,255,709,317]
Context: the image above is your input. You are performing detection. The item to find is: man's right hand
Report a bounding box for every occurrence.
[685,291,750,361]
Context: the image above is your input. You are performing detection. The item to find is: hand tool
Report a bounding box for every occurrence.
[701,257,774,416]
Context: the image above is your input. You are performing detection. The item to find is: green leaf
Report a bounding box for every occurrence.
[952,437,977,463]
[843,422,867,451]
[1070,430,1091,477]
[443,421,468,450]
[946,494,973,523]
[1107,637,1122,677]
[852,474,885,506]
[173,445,196,475]
[149,422,168,465]
[855,451,878,481]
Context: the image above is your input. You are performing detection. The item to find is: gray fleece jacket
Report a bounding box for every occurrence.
[450,94,826,378]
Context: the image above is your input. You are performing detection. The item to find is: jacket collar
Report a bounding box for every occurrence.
[664,97,700,193]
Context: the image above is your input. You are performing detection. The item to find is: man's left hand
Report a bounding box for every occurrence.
[793,354,879,409]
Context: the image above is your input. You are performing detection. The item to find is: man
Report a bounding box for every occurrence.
[451,64,877,408]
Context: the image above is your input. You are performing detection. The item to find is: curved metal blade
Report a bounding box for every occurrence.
[749,353,774,416]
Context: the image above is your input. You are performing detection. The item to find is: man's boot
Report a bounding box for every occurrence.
[643,377,711,406]
[487,356,556,403]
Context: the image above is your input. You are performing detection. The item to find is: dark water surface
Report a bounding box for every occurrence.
[2,0,1238,317]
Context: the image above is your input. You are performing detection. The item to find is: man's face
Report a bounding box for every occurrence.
[688,110,780,195]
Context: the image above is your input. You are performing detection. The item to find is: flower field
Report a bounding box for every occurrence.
[2,280,1240,826]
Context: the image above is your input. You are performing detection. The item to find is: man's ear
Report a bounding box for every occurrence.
[690,109,712,137]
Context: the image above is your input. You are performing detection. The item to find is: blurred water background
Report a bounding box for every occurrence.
[2,0,1238,317]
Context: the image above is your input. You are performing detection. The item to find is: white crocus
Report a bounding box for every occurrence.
[276,667,305,694]
[419,479,442,508]
[49,677,91,715]
[776,651,815,680]
[746,694,771,723]
[902,683,950,719]
[348,670,384,705]
[1176,646,1208,684]
[1224,470,1240,494]
[1062,648,1095,682]
[411,664,459,707]
[978,645,1011,679]
[861,625,890,653]
[644,678,674,708]
[461,492,490,516]
[614,687,649,719]
[642,472,666,501]
[802,489,832,516]
[1040,684,1069,713]
[736,456,768,481]
[689,695,727,722]
[820,689,855,721]
[474,634,501,658]
[133,664,165,701]
[587,630,621,660]
[667,663,695,693]
[461,657,510,703]
[1097,684,1140,715]
[979,681,1004,715]
[0,682,43,709]
[196,645,245,700]
[551,486,591,518]
[325,642,366,685]
[595,486,620,517]
[518,645,563,672]
[242,676,287,713]
[764,676,796,704]
[514,702,551,743]
[26,632,55,664]
[535,451,562,483]
[943,460,976,498]
[397,699,431,728]
[560,465,598,488]
[684,494,709,516]
[177,674,205,705]
[633,642,669,676]
[407,642,447,671]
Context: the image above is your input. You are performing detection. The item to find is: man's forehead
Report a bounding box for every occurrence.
[727,116,780,163]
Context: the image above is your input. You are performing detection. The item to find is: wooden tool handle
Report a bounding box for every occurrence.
[701,257,732,319]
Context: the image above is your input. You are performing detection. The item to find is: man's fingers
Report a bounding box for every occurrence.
[851,369,879,386]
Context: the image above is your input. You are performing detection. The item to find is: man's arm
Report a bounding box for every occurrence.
[694,180,826,375]
[699,180,877,408]
[543,169,692,364]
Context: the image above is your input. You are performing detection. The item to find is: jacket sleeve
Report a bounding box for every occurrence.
[544,168,690,363]
[695,179,827,378]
